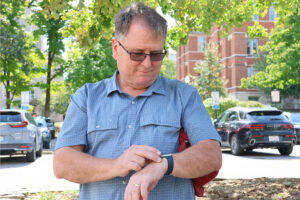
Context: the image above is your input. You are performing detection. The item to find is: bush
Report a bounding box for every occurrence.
[203,97,265,119]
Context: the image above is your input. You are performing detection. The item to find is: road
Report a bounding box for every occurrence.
[0,143,300,196]
[217,145,300,179]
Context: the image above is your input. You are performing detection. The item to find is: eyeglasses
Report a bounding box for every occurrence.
[117,40,167,61]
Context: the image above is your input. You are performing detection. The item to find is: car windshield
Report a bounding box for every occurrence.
[0,112,22,122]
[290,113,300,123]
[248,110,285,120]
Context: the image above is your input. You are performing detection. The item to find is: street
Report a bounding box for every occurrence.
[0,144,300,196]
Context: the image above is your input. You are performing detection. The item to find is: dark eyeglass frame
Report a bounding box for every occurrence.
[117,40,167,62]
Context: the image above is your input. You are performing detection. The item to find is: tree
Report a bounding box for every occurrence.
[65,38,117,92]
[31,0,72,117]
[0,0,43,108]
[160,57,176,79]
[58,0,296,50]
[187,42,227,100]
[241,7,300,99]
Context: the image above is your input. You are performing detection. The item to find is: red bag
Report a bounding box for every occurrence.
[179,128,219,197]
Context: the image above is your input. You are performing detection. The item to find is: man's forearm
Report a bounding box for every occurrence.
[171,140,222,178]
[53,146,119,184]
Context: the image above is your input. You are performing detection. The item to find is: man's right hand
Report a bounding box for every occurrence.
[114,145,162,177]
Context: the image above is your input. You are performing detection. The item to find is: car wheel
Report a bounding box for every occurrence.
[26,142,37,162]
[36,139,43,157]
[230,134,244,155]
[278,146,293,155]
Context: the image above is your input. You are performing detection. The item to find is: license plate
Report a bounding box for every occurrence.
[0,136,4,142]
[269,136,279,142]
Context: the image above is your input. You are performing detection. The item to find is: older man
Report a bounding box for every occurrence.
[53,2,222,200]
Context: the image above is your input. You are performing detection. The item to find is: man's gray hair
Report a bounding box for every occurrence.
[114,2,168,41]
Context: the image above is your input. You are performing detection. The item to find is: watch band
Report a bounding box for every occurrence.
[161,154,174,175]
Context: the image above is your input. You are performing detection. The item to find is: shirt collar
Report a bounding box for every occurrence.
[106,71,122,96]
[106,71,166,97]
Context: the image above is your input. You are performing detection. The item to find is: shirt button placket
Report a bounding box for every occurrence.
[127,99,137,146]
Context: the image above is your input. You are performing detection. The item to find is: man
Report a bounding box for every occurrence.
[53,2,222,200]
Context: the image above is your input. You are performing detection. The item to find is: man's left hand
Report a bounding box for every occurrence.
[124,158,168,200]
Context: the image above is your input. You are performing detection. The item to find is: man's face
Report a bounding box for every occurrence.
[112,18,165,91]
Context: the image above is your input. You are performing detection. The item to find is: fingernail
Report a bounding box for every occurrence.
[157,151,161,155]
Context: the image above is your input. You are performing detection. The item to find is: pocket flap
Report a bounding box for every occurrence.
[88,115,118,133]
[140,117,180,128]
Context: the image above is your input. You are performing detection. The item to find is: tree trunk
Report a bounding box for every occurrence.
[5,80,11,109]
[44,52,54,117]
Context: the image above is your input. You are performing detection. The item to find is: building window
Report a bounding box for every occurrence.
[197,36,206,52]
[248,96,259,101]
[269,6,278,21]
[247,65,257,77]
[247,38,258,55]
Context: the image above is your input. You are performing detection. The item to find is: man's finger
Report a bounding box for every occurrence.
[129,161,143,172]
[140,184,149,200]
[132,183,141,200]
[134,149,162,163]
[134,145,161,155]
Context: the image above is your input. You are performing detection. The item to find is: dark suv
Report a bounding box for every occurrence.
[214,107,296,155]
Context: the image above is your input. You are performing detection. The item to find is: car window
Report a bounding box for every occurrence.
[239,111,247,120]
[227,111,238,122]
[218,112,229,123]
[37,122,44,127]
[248,110,286,120]
[25,112,37,125]
[0,112,22,122]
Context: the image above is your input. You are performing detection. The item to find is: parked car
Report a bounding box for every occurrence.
[0,109,43,162]
[284,112,300,144]
[34,117,51,149]
[214,107,296,156]
[45,118,55,139]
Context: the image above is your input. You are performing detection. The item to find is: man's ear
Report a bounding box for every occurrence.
[112,38,118,60]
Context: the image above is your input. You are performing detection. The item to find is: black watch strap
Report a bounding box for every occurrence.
[161,154,174,175]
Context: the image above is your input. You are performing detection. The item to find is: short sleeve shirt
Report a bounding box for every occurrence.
[55,71,221,200]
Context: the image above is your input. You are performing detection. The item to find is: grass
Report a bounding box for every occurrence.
[25,190,79,200]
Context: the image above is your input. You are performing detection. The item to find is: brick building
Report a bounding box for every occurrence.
[177,8,278,105]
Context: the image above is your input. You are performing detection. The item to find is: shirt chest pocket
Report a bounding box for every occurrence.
[139,116,181,135]
[87,116,118,143]
[139,117,181,153]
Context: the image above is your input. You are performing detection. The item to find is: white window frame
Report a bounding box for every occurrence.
[247,38,258,56]
[197,36,206,52]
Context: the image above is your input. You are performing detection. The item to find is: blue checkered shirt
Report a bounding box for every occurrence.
[55,71,221,200]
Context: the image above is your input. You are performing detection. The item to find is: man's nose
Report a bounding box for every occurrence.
[141,54,152,68]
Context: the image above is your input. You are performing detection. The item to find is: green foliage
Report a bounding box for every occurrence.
[50,81,72,116]
[188,42,227,100]
[30,0,73,117]
[241,7,300,99]
[65,38,117,92]
[0,1,44,108]
[204,97,265,119]
[159,56,176,79]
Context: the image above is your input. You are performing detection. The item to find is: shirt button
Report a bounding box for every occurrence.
[122,180,127,184]
[128,125,132,129]
[96,125,100,128]
[131,101,135,104]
